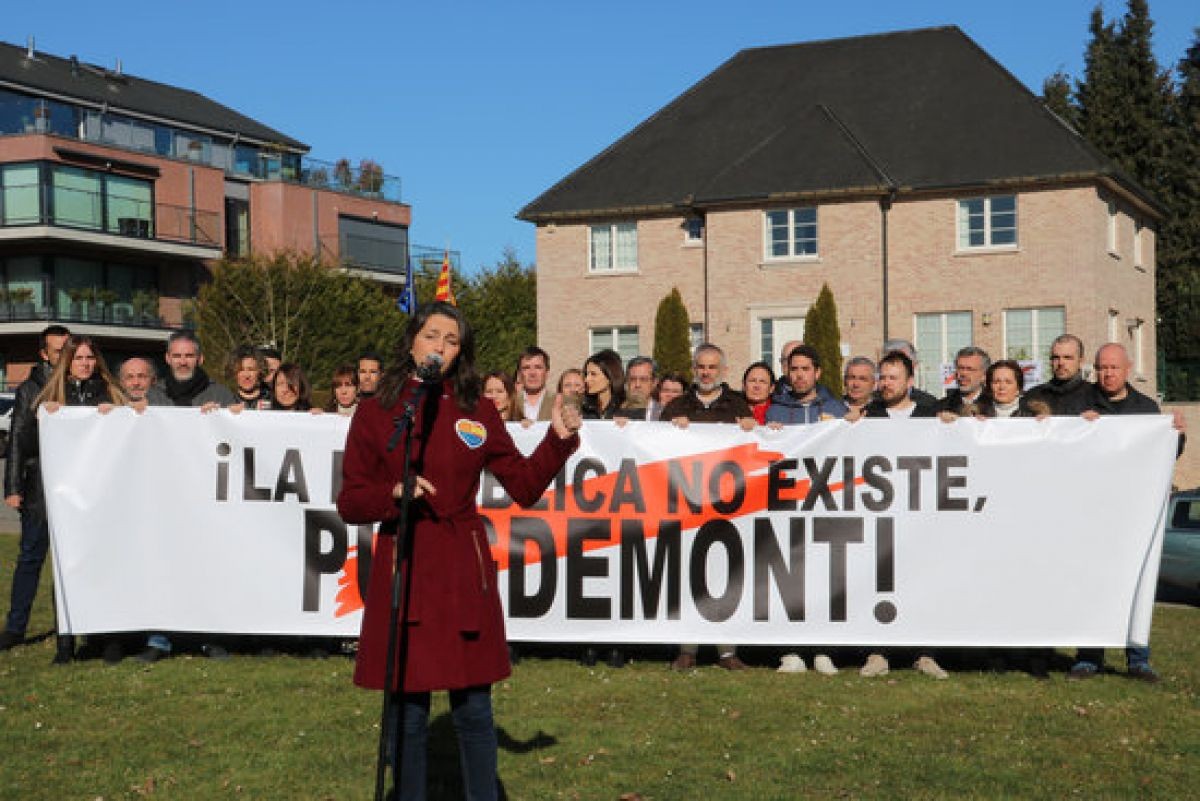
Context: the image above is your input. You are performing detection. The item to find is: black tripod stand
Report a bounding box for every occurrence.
[374,374,440,801]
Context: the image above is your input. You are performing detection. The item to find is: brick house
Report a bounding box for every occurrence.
[0,39,412,386]
[519,27,1161,395]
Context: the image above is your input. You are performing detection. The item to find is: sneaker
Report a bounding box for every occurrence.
[813,654,839,675]
[670,652,696,671]
[137,646,168,664]
[718,654,748,671]
[860,653,889,677]
[0,631,22,651]
[777,653,807,673]
[1067,662,1100,681]
[914,655,949,680]
[1126,664,1161,684]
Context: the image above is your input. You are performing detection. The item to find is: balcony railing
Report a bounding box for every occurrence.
[297,157,402,203]
[0,181,220,248]
[0,302,162,328]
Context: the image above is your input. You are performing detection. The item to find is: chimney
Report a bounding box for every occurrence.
[115,58,122,75]
[70,55,80,77]
[26,36,34,58]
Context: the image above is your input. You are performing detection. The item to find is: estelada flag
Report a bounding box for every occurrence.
[434,251,455,305]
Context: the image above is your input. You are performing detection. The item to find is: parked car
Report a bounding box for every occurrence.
[0,391,15,456]
[1158,490,1200,604]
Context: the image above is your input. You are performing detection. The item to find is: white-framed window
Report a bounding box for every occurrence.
[1108,309,1120,344]
[957,195,1017,250]
[914,311,972,392]
[589,326,639,362]
[1004,307,1065,369]
[689,323,705,353]
[764,207,818,259]
[683,217,704,245]
[589,222,638,272]
[1107,202,1119,254]
[1133,220,1143,267]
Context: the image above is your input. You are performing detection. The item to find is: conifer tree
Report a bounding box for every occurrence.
[802,284,843,398]
[1042,70,1079,129]
[653,288,693,383]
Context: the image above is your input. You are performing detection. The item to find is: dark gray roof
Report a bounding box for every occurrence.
[0,40,307,151]
[520,27,1155,221]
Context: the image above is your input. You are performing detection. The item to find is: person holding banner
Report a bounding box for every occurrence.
[338,301,580,801]
[27,335,128,663]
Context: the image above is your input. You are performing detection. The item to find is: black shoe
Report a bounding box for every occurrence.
[580,647,598,667]
[201,644,230,660]
[606,649,626,669]
[0,630,22,651]
[53,635,75,665]
[1127,664,1161,684]
[508,644,521,666]
[102,641,124,665]
[137,646,167,664]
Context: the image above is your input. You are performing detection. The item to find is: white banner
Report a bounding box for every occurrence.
[40,408,1176,648]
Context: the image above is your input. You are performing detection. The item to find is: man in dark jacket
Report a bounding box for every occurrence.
[662,344,752,671]
[0,325,70,655]
[1024,334,1093,416]
[766,345,848,424]
[857,351,940,419]
[938,346,990,415]
[1069,343,1186,683]
[156,330,236,408]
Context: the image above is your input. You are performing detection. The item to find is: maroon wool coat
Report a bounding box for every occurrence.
[337,379,577,693]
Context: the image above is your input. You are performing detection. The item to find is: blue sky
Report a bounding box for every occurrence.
[4,1,1195,273]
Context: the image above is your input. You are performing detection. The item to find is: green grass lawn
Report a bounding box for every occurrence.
[1,531,1198,800]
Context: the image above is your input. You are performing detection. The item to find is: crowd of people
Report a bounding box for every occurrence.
[0,325,1183,685]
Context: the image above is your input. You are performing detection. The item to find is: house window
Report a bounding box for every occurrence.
[1107,202,1119,254]
[689,323,705,353]
[1,164,41,225]
[589,222,638,272]
[1133,221,1143,267]
[765,208,817,259]
[957,195,1017,249]
[1004,307,1065,372]
[338,215,408,273]
[914,311,972,392]
[683,217,704,244]
[589,326,639,362]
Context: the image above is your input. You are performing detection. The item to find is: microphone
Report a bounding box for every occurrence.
[415,353,443,384]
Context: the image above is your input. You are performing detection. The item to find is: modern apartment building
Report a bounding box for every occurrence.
[520,27,1162,394]
[0,38,412,387]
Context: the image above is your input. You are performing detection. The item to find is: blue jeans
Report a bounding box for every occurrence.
[1074,646,1151,671]
[391,685,498,801]
[5,508,50,636]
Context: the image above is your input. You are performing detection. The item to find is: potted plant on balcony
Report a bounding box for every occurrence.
[334,158,353,190]
[358,159,384,195]
[95,288,119,323]
[132,289,160,325]
[10,287,35,319]
[309,166,329,188]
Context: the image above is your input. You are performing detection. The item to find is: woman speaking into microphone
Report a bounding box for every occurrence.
[337,301,580,801]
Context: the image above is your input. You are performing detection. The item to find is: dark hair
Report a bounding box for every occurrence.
[787,344,821,371]
[653,371,689,401]
[482,370,517,421]
[39,324,70,353]
[583,349,626,412]
[987,359,1025,392]
[880,350,914,379]
[1051,333,1085,360]
[742,360,776,386]
[272,363,312,411]
[516,346,550,373]
[256,346,282,362]
[358,349,385,369]
[324,363,358,412]
[376,301,480,411]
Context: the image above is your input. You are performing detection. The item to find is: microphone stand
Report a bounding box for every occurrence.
[375,371,440,801]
